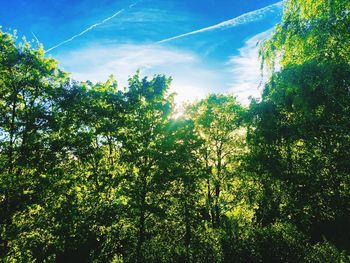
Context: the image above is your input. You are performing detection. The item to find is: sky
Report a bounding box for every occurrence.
[0,0,284,105]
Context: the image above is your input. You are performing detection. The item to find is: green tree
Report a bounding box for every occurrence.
[187,94,246,228]
[260,0,350,69]
[0,30,68,258]
[116,74,177,262]
[248,0,350,256]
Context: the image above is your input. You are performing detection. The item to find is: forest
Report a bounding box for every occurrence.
[0,0,349,262]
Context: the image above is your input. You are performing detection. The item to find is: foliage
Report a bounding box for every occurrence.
[304,241,349,263]
[0,0,349,261]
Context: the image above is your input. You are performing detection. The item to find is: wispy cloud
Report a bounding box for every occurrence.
[45,1,139,53]
[157,1,283,43]
[56,43,223,104]
[55,30,275,105]
[48,1,281,105]
[227,28,274,105]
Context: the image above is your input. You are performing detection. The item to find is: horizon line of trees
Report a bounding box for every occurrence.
[1,0,349,262]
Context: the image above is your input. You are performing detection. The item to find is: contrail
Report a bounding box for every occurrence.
[31,32,40,43]
[46,1,139,53]
[157,1,284,44]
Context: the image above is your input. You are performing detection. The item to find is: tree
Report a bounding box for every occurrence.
[248,61,350,248]
[115,74,177,262]
[248,0,350,255]
[260,0,350,69]
[187,94,246,228]
[0,30,68,258]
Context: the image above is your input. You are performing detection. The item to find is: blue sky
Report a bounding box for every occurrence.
[0,0,283,104]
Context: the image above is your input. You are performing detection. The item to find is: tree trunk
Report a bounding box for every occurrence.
[136,206,145,263]
[3,85,17,256]
[136,171,147,263]
[185,205,191,263]
[184,176,192,263]
[8,92,16,173]
[215,148,222,228]
[214,183,220,228]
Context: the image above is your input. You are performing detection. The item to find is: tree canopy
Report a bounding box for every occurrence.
[0,0,349,261]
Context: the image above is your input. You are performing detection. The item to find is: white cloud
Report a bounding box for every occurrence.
[56,43,220,104]
[55,29,276,106]
[227,28,274,105]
